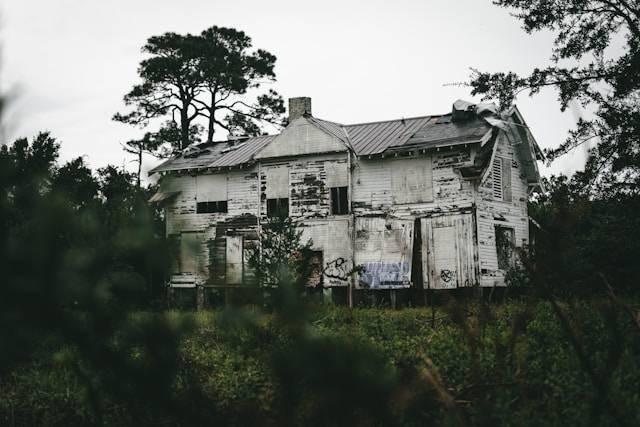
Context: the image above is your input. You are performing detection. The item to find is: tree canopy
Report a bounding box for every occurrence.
[115,26,285,157]
[469,0,640,195]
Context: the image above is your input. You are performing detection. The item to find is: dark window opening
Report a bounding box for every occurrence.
[307,250,323,287]
[267,198,289,218]
[330,186,349,215]
[495,226,515,270]
[197,200,228,214]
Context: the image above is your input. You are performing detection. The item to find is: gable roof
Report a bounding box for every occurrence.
[149,100,534,175]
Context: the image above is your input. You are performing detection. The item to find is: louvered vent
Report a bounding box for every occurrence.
[492,158,503,200]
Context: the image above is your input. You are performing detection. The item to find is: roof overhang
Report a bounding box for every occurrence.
[149,191,180,203]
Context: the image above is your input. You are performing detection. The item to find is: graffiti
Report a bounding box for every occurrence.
[440,269,454,283]
[323,257,350,281]
[359,261,410,288]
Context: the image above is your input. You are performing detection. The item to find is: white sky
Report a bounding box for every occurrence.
[2,0,592,179]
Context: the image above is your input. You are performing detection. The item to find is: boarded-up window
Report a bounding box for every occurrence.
[325,161,348,188]
[226,235,243,285]
[495,226,515,270]
[330,187,349,214]
[196,174,227,202]
[391,157,433,204]
[492,157,512,202]
[265,166,289,199]
[180,232,201,273]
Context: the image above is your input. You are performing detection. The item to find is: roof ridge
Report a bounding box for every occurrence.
[341,114,442,128]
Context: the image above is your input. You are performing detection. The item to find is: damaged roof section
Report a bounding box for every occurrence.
[149,99,543,175]
[149,135,275,174]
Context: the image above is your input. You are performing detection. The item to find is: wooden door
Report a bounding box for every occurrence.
[422,213,477,289]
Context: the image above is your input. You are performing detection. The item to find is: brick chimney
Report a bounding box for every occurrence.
[288,97,312,122]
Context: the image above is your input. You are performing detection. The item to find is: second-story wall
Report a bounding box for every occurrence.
[352,148,476,217]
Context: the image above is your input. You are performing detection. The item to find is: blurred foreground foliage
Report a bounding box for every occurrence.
[1,301,639,426]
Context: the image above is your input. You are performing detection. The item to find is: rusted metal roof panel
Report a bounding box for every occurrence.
[208,135,275,167]
[149,135,276,174]
[150,104,496,173]
[402,114,490,147]
[344,116,434,155]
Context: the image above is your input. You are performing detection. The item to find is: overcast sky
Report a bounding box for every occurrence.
[3,0,591,180]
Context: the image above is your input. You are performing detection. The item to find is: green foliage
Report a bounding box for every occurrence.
[469,0,640,194]
[2,301,639,426]
[0,132,189,425]
[525,174,640,295]
[247,215,315,299]
[114,26,285,154]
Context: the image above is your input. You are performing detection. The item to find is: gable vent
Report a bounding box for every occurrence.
[492,158,503,200]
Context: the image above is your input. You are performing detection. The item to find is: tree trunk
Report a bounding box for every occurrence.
[206,107,215,144]
[136,149,142,188]
[180,107,190,150]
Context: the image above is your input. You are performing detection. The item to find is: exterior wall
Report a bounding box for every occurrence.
[259,153,352,287]
[352,149,478,289]
[160,168,260,287]
[160,126,536,293]
[352,149,475,217]
[475,132,531,287]
[255,117,347,159]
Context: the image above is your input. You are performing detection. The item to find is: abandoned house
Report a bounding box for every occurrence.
[149,97,543,304]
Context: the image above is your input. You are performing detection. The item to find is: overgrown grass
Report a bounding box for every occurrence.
[1,299,639,426]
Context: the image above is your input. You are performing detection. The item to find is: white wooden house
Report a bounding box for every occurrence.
[149,97,543,302]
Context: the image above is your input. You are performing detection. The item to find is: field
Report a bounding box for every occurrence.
[1,299,639,426]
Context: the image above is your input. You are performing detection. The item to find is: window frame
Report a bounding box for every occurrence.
[196,200,228,214]
[494,225,515,270]
[330,186,349,215]
[266,197,289,218]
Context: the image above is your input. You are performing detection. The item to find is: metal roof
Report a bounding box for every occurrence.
[149,135,275,174]
[149,102,497,174]
[344,116,434,155]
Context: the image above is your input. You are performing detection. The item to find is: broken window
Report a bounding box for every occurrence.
[307,250,324,287]
[495,225,515,270]
[330,186,349,215]
[196,200,228,213]
[267,198,289,218]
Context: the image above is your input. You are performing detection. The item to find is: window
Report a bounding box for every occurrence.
[391,157,433,204]
[267,198,289,218]
[330,186,349,215]
[180,232,201,273]
[492,157,512,202]
[197,200,227,213]
[495,226,515,270]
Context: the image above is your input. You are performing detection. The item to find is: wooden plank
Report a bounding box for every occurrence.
[225,235,244,285]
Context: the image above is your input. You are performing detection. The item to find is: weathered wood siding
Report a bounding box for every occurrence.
[259,154,349,220]
[421,213,477,289]
[475,132,530,287]
[352,149,475,217]
[300,218,353,287]
[254,117,347,159]
[161,168,260,287]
